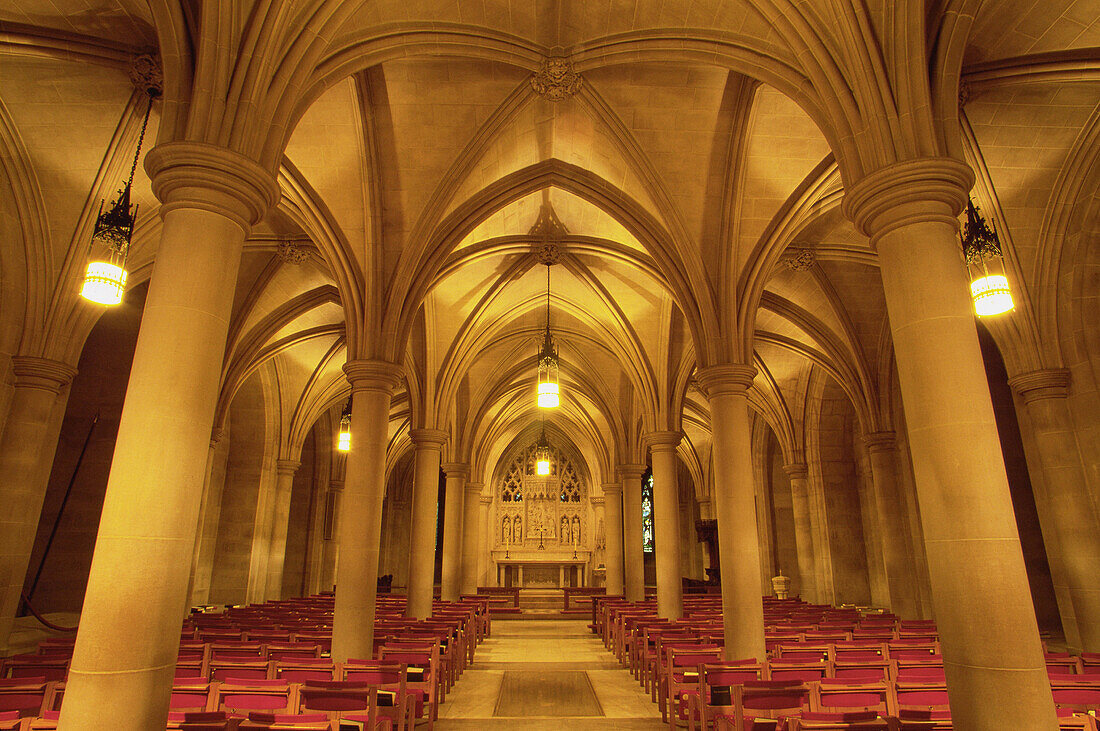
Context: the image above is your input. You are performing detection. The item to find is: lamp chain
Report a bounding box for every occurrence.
[125,93,155,190]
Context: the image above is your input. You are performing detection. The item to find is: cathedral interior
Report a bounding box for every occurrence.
[0,0,1098,727]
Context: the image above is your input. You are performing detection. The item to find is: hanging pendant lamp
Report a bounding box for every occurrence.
[536,262,561,408]
[535,424,552,476]
[961,199,1014,317]
[336,399,352,452]
[81,88,159,306]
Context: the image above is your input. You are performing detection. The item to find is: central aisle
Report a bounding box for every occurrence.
[438,619,664,729]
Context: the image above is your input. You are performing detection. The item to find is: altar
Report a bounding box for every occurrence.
[492,551,590,588]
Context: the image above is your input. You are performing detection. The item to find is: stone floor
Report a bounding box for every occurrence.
[438,619,664,729]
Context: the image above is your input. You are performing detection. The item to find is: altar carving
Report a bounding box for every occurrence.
[492,439,592,587]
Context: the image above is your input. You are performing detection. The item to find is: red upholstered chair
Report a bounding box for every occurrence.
[767,660,832,682]
[211,679,296,716]
[891,679,950,716]
[378,648,438,724]
[1057,709,1100,731]
[1049,673,1100,714]
[1,656,66,682]
[271,659,336,684]
[787,710,890,730]
[810,679,891,714]
[775,645,832,663]
[264,643,322,661]
[1047,653,1083,674]
[238,711,332,729]
[685,662,765,731]
[715,680,810,731]
[662,646,724,727]
[169,679,216,715]
[891,708,953,730]
[340,660,411,731]
[0,677,53,718]
[296,682,389,729]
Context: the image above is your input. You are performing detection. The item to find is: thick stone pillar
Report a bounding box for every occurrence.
[696,366,766,661]
[863,433,921,618]
[477,494,492,587]
[321,479,343,591]
[439,463,468,602]
[406,429,447,619]
[265,459,301,600]
[844,158,1057,729]
[620,465,647,602]
[602,483,625,596]
[331,362,403,662]
[59,142,279,730]
[1010,369,1100,652]
[0,357,76,651]
[646,432,684,620]
[188,428,228,606]
[460,482,483,596]
[781,462,817,603]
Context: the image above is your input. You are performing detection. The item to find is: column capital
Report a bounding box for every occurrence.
[618,464,647,479]
[343,359,404,394]
[842,157,973,245]
[644,431,682,452]
[465,482,484,496]
[441,462,470,478]
[210,427,226,448]
[695,364,757,397]
[781,462,808,480]
[590,496,605,507]
[327,479,344,493]
[145,141,280,231]
[11,356,77,393]
[1008,368,1071,403]
[409,428,448,448]
[602,482,623,496]
[275,459,301,477]
[862,432,898,453]
[479,494,493,505]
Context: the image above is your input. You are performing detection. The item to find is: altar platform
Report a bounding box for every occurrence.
[491,549,592,589]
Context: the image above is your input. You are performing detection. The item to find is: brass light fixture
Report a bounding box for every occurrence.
[336,399,352,452]
[961,199,1014,317]
[536,261,561,408]
[535,424,552,476]
[80,87,159,306]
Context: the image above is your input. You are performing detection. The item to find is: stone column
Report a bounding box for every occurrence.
[264,459,301,600]
[188,428,228,606]
[0,357,76,651]
[646,432,684,620]
[460,482,483,596]
[330,361,403,662]
[439,462,468,602]
[405,429,448,619]
[477,494,492,587]
[602,483,625,596]
[1010,369,1100,652]
[59,142,280,729]
[620,464,647,602]
[696,366,766,661]
[781,462,817,603]
[862,433,920,617]
[844,158,1056,728]
[321,479,343,591]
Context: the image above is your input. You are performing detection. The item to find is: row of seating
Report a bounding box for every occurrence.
[591,595,1100,730]
[0,592,490,730]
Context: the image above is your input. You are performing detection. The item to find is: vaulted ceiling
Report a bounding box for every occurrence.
[1,0,1096,499]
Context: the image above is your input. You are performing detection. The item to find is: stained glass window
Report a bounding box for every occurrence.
[642,469,654,553]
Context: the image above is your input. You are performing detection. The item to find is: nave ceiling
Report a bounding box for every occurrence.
[0,0,1098,500]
